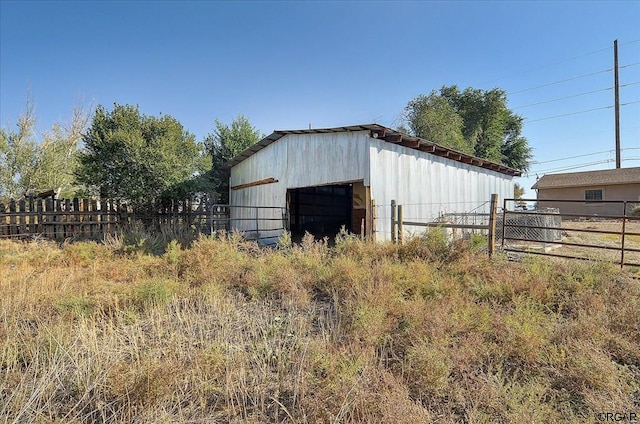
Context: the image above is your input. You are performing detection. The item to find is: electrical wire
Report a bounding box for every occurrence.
[528,156,640,175]
[524,105,613,123]
[478,44,615,87]
[512,87,613,109]
[525,101,640,123]
[509,68,612,95]
[537,148,640,165]
[513,82,640,110]
[530,149,629,165]
[529,159,614,175]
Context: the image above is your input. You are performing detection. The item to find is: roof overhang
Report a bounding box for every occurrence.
[225,123,522,177]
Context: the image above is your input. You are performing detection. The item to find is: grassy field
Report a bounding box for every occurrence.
[1,231,639,423]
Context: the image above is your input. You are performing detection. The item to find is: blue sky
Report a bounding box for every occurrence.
[1,1,639,198]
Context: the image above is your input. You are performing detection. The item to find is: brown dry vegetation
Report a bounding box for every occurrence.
[561,220,640,267]
[1,231,639,423]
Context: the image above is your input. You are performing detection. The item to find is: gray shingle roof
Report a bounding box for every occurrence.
[532,167,640,189]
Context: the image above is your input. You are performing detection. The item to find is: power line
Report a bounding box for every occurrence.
[513,82,640,110]
[479,44,615,87]
[512,87,613,109]
[509,68,612,95]
[480,40,639,89]
[524,101,639,123]
[530,148,640,167]
[524,105,613,123]
[531,159,614,175]
[528,153,640,175]
[531,149,624,165]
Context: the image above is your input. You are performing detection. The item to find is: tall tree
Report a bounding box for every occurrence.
[0,99,88,201]
[76,104,206,208]
[204,115,262,203]
[32,106,90,198]
[0,101,37,200]
[403,85,532,171]
[404,93,469,154]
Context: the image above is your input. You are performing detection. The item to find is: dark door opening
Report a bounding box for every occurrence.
[288,184,353,238]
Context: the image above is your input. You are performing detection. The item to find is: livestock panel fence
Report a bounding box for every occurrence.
[501,198,640,269]
[0,196,287,244]
[383,194,501,255]
[382,195,640,270]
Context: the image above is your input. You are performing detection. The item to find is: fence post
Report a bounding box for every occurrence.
[18,199,26,237]
[621,201,627,269]
[397,204,403,244]
[9,200,16,237]
[37,199,43,236]
[391,200,397,243]
[370,199,377,242]
[255,206,259,241]
[208,201,213,236]
[0,202,5,238]
[28,196,35,236]
[488,193,498,258]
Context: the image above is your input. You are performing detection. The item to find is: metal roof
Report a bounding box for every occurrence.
[532,167,640,190]
[226,123,522,176]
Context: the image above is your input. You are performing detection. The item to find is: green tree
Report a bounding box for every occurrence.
[514,182,525,200]
[204,115,262,203]
[404,93,469,154]
[404,85,532,171]
[0,102,37,200]
[32,106,90,198]
[0,99,88,201]
[76,104,206,208]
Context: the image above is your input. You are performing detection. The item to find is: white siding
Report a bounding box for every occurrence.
[229,131,370,237]
[229,131,516,243]
[368,139,515,241]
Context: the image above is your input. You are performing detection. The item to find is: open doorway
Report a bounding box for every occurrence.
[288,184,353,239]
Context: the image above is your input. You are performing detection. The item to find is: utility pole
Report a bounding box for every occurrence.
[614,39,621,168]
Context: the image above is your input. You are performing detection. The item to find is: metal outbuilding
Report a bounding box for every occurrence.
[227,124,521,242]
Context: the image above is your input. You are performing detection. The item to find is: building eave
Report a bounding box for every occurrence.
[225,123,522,177]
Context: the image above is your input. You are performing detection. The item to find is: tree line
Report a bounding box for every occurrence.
[1,86,531,206]
[0,101,261,208]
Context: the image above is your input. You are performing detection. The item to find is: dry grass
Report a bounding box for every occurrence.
[560,220,640,267]
[1,231,639,423]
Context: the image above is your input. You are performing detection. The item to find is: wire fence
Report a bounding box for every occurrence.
[374,200,494,240]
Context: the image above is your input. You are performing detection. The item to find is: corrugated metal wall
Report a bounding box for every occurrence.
[368,139,515,241]
[229,131,370,236]
[229,131,515,242]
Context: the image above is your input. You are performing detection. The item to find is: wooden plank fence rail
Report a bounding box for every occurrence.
[0,197,121,240]
[0,197,284,242]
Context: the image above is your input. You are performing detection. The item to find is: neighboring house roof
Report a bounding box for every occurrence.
[225,124,521,176]
[532,167,640,190]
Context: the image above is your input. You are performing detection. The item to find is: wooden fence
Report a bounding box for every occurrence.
[0,197,231,240]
